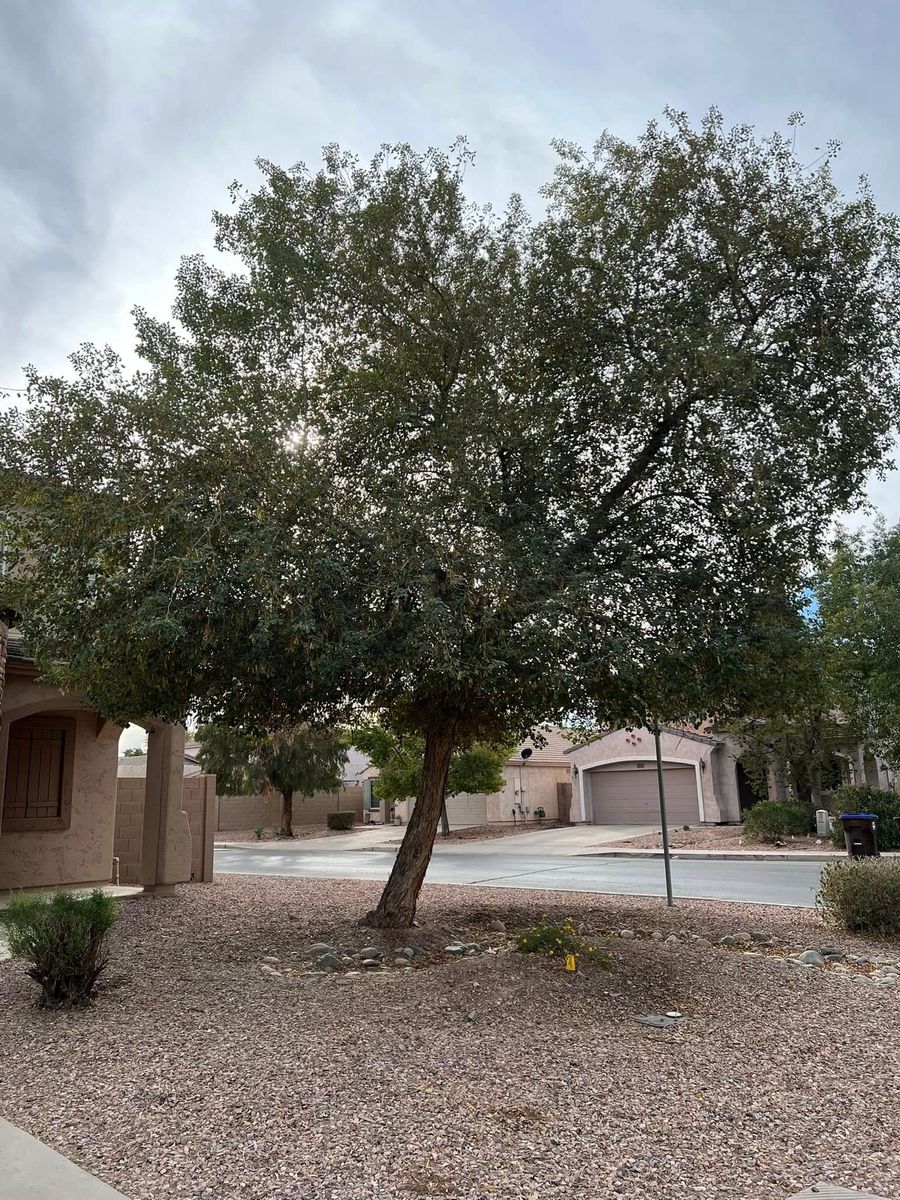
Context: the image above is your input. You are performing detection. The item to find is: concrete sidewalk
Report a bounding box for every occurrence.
[219,824,657,859]
[0,1118,128,1199]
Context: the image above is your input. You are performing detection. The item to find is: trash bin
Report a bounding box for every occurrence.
[839,812,879,858]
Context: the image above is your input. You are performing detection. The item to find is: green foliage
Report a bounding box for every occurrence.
[516,916,608,966]
[352,722,508,804]
[817,859,900,933]
[742,801,812,843]
[818,524,900,767]
[253,826,264,840]
[4,113,900,925]
[327,810,355,831]
[1,889,119,1008]
[828,786,900,851]
[197,724,345,799]
[122,746,145,757]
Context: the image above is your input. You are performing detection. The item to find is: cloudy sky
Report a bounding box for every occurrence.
[2,0,899,524]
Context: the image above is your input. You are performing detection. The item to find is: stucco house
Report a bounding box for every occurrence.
[0,613,209,893]
[566,725,754,826]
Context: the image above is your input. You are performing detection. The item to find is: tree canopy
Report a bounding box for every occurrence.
[196,724,346,836]
[819,523,900,768]
[3,109,900,923]
[353,721,508,833]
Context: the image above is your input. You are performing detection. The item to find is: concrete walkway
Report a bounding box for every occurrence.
[0,1118,129,1199]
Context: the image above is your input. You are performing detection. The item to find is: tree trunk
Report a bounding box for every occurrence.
[440,800,450,838]
[364,715,458,927]
[280,791,295,838]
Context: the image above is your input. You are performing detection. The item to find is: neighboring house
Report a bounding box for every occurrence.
[0,616,212,892]
[395,727,575,829]
[117,739,203,778]
[567,725,750,825]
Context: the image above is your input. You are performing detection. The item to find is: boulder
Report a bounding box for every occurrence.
[305,943,333,958]
[357,946,381,960]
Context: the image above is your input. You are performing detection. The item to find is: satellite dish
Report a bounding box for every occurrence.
[520,747,533,760]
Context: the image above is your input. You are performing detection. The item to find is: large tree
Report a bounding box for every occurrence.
[196,725,346,837]
[2,111,900,926]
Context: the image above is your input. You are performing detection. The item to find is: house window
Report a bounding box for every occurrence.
[1,715,76,831]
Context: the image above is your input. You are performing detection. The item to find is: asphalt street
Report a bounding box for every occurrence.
[214,844,823,907]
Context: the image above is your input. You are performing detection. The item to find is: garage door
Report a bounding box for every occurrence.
[445,793,488,828]
[589,764,699,824]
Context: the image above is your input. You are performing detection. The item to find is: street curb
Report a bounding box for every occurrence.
[579,849,900,862]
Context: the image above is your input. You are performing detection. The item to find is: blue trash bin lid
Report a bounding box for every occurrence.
[839,812,878,822]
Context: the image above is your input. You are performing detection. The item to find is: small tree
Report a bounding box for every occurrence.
[353,722,508,835]
[197,725,346,837]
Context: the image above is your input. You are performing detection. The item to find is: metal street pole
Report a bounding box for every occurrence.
[653,723,675,907]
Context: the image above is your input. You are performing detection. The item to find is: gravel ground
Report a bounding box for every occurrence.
[1,875,900,1200]
[606,825,836,852]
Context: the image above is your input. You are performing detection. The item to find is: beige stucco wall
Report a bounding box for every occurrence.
[396,763,572,829]
[567,727,743,825]
[0,674,121,890]
[217,786,364,831]
[115,773,217,885]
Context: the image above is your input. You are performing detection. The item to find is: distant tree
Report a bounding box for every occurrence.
[197,725,346,837]
[819,523,900,767]
[3,111,900,928]
[122,747,145,758]
[353,723,508,835]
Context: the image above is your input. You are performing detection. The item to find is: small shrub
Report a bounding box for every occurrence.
[742,800,811,843]
[253,826,265,840]
[817,859,900,934]
[327,810,355,831]
[1,889,120,1007]
[516,916,608,967]
[829,786,900,851]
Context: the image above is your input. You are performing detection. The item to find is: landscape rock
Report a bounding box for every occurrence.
[733,933,753,944]
[445,943,467,955]
[357,947,381,960]
[260,964,282,977]
[488,919,507,933]
[651,930,664,941]
[361,958,384,970]
[664,934,680,945]
[315,953,343,970]
[796,950,825,967]
[719,935,738,946]
[394,957,413,968]
[750,931,772,943]
[305,943,333,958]
[619,929,636,940]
